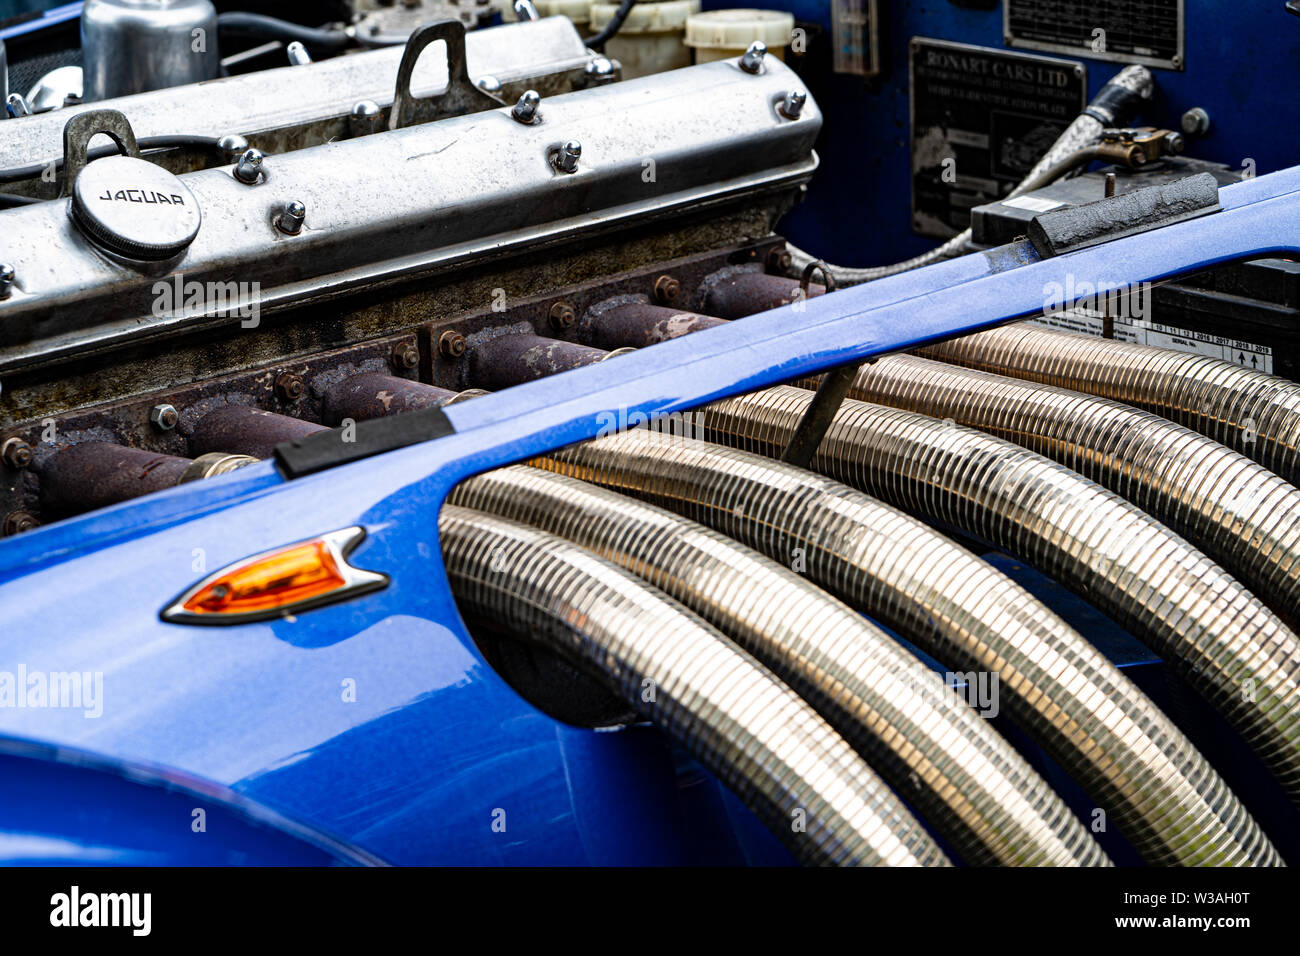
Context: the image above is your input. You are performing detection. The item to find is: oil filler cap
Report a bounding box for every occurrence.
[71,155,202,261]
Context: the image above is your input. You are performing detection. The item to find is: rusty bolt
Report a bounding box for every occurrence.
[149,403,179,431]
[275,371,306,402]
[766,247,793,274]
[1,436,33,469]
[392,341,420,370]
[3,511,37,536]
[549,300,577,331]
[653,275,680,303]
[438,330,467,359]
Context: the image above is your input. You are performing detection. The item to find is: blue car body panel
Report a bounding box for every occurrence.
[1,167,1297,864]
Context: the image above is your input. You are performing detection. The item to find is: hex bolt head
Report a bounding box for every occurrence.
[549,300,577,330]
[149,404,179,431]
[477,75,502,95]
[740,41,767,74]
[766,246,793,273]
[286,41,313,66]
[1,436,33,469]
[1161,130,1185,155]
[512,90,541,124]
[3,511,37,536]
[553,140,581,174]
[277,200,307,235]
[653,275,680,303]
[1180,107,1211,137]
[438,330,467,359]
[275,371,305,402]
[779,89,807,119]
[0,262,14,299]
[234,148,266,185]
[513,0,540,21]
[392,341,420,370]
[7,93,31,117]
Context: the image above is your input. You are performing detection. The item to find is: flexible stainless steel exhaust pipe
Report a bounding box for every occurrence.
[541,429,1281,865]
[696,385,1300,809]
[438,505,950,866]
[450,465,1107,866]
[919,324,1300,487]
[825,353,1300,629]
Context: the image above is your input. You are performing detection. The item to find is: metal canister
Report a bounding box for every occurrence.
[81,0,220,102]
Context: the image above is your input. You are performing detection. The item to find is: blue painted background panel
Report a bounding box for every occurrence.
[708,0,1300,266]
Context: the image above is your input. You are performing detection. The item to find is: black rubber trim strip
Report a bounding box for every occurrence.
[1027,172,1221,258]
[273,405,455,478]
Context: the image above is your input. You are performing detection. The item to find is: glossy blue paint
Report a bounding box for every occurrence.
[0,743,378,865]
[712,0,1300,267]
[1,167,1297,865]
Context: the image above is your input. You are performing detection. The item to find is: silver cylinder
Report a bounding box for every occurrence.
[81,0,220,102]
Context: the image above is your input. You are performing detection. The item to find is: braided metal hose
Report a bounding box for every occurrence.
[828,353,1300,628]
[450,465,1107,866]
[541,429,1280,864]
[438,505,950,866]
[919,324,1300,486]
[696,385,1300,810]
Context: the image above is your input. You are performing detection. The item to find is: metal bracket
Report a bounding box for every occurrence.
[388,20,505,130]
[60,109,142,198]
[781,262,855,470]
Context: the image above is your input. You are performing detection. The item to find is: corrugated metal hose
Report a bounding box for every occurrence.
[694,385,1300,808]
[827,352,1300,629]
[920,323,1300,486]
[449,464,1108,866]
[438,505,950,866]
[537,429,1281,865]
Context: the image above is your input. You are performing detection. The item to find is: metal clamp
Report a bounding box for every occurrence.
[60,109,142,197]
[782,261,852,470]
[799,259,836,298]
[389,20,505,130]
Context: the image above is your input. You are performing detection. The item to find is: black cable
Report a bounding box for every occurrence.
[0,135,227,185]
[584,0,637,50]
[0,191,41,208]
[217,12,351,52]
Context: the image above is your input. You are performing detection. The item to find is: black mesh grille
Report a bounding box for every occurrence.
[7,46,81,100]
